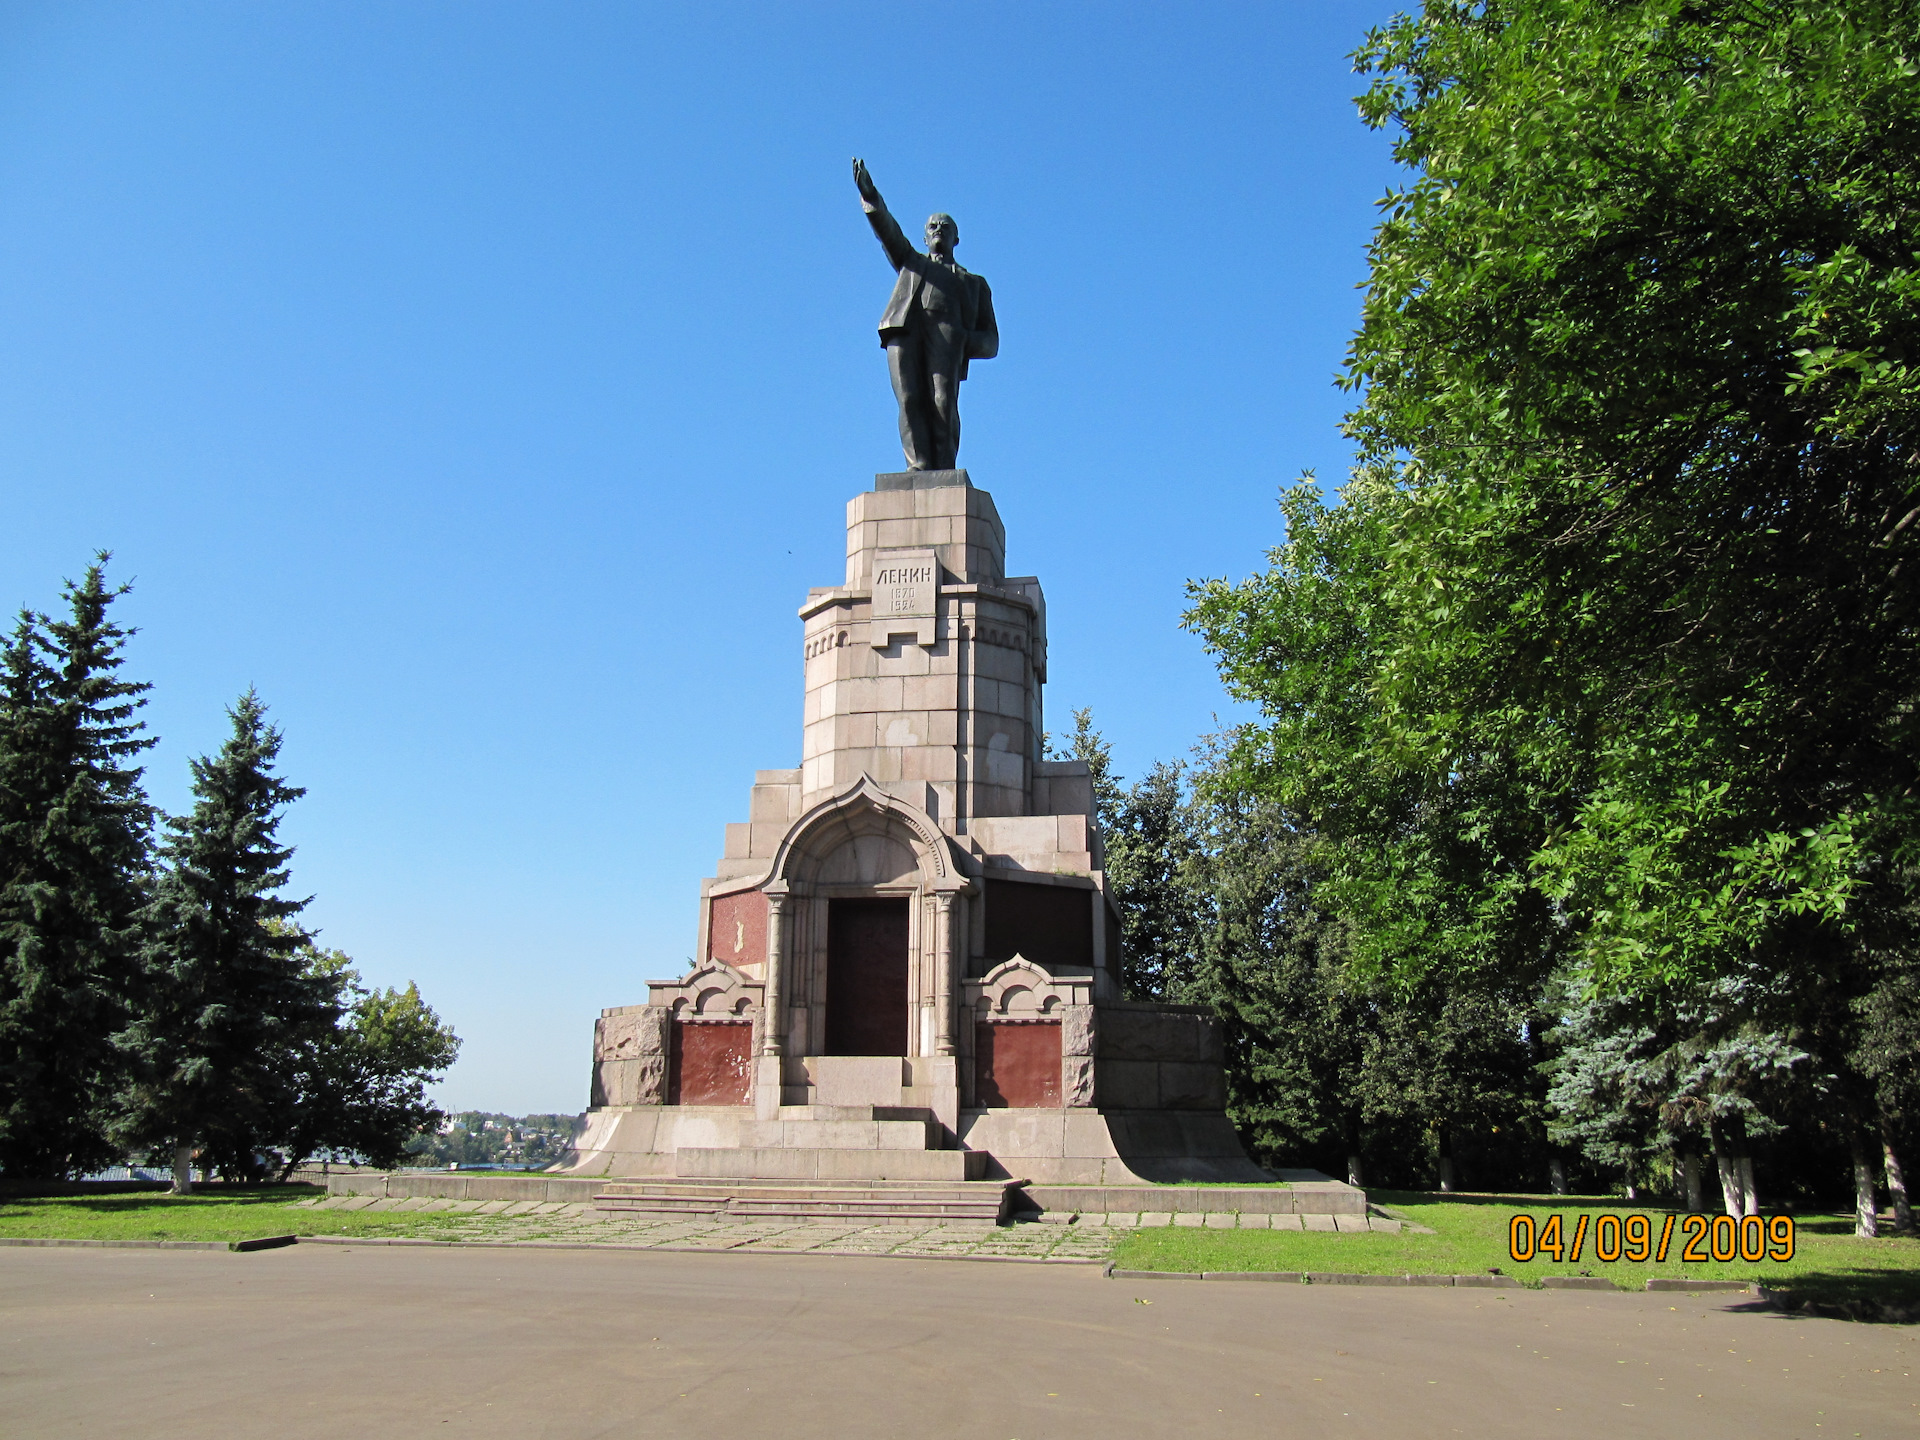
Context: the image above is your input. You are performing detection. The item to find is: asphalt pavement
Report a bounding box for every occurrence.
[3,1243,1913,1438]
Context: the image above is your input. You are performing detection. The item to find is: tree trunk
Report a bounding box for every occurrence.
[1882,1123,1913,1236]
[170,1143,193,1197]
[1682,1150,1704,1214]
[1715,1151,1744,1218]
[1548,1157,1567,1196]
[1848,1122,1879,1238]
[1435,1129,1456,1193]
[1711,1119,1744,1219]
[1341,1115,1364,1190]
[1709,1116,1759,1219]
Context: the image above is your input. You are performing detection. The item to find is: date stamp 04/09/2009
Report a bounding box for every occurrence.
[1507,1211,1797,1265]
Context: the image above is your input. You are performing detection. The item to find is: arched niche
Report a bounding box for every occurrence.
[766,775,959,892]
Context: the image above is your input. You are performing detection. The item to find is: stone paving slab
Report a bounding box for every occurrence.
[277,1204,1128,1264]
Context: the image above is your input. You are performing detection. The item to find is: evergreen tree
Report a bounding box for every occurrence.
[1182,788,1373,1182]
[0,561,154,1178]
[116,691,334,1190]
[1545,970,1805,1214]
[1062,710,1205,1000]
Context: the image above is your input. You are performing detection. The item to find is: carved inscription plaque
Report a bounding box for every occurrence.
[868,547,938,648]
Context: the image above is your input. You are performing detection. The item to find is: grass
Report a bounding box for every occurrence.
[0,1185,466,1242]
[1112,1191,1920,1311]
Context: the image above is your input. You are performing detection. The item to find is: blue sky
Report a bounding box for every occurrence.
[1,2,1402,1114]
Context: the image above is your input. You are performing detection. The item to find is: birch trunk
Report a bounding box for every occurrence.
[1848,1124,1879,1238]
[1739,1156,1759,1220]
[1882,1125,1913,1236]
[170,1143,193,1197]
[1346,1154,1365,1188]
[1549,1158,1567,1196]
[1714,1149,1744,1218]
[1682,1151,1705,1213]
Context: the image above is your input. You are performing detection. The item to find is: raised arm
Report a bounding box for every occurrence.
[852,157,917,272]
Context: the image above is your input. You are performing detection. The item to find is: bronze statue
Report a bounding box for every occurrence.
[853,158,998,471]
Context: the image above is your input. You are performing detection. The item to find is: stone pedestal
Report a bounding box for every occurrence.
[567,473,1265,1186]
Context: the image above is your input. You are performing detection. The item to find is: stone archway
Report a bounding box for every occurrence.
[755,777,972,1069]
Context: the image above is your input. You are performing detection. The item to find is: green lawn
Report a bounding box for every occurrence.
[0,1185,463,1242]
[1112,1191,1920,1309]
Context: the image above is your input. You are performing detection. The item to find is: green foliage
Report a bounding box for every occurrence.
[116,692,461,1178]
[281,940,462,1172]
[0,563,460,1181]
[1180,789,1370,1173]
[1061,708,1205,1001]
[115,692,334,1177]
[1333,0,1920,986]
[1184,0,1920,1202]
[0,560,154,1178]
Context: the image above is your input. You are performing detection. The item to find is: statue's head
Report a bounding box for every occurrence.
[924,213,958,258]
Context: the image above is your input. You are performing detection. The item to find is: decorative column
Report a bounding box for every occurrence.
[933,889,958,1056]
[762,885,790,1057]
[755,882,792,1121]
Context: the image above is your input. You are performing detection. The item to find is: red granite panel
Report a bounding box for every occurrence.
[669,1021,753,1106]
[975,1020,1062,1108]
[709,890,768,969]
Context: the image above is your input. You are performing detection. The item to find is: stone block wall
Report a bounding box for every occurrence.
[1094,1004,1229,1112]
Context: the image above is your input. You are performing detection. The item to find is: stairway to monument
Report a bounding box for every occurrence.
[593,1177,1016,1224]
[655,1102,988,1184]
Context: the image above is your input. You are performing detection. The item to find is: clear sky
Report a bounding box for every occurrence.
[2,1,1402,1114]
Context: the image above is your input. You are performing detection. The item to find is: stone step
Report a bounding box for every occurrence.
[593,1193,727,1215]
[675,1146,988,1183]
[593,1176,1014,1223]
[597,1179,1000,1200]
[726,1197,1001,1224]
[775,1104,936,1124]
[764,1117,938,1151]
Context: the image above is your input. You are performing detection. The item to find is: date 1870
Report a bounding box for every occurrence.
[1508,1212,1796,1265]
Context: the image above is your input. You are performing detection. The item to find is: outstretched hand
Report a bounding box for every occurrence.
[852,157,881,207]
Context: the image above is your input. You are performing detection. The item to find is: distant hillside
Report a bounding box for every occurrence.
[402,1111,587,1170]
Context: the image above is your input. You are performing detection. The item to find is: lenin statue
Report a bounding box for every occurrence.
[853,158,998,472]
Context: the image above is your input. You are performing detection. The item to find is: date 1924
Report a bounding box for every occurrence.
[1508,1212,1796,1264]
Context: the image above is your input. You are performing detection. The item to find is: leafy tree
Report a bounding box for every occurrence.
[1851,952,1920,1232]
[1335,0,1920,989]
[115,691,334,1190]
[280,937,460,1174]
[1189,0,1920,1205]
[0,561,154,1178]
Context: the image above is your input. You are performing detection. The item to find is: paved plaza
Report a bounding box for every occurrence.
[291,1193,1395,1260]
[5,1242,1913,1439]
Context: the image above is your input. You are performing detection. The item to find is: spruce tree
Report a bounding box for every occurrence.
[117,691,334,1190]
[0,561,154,1178]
